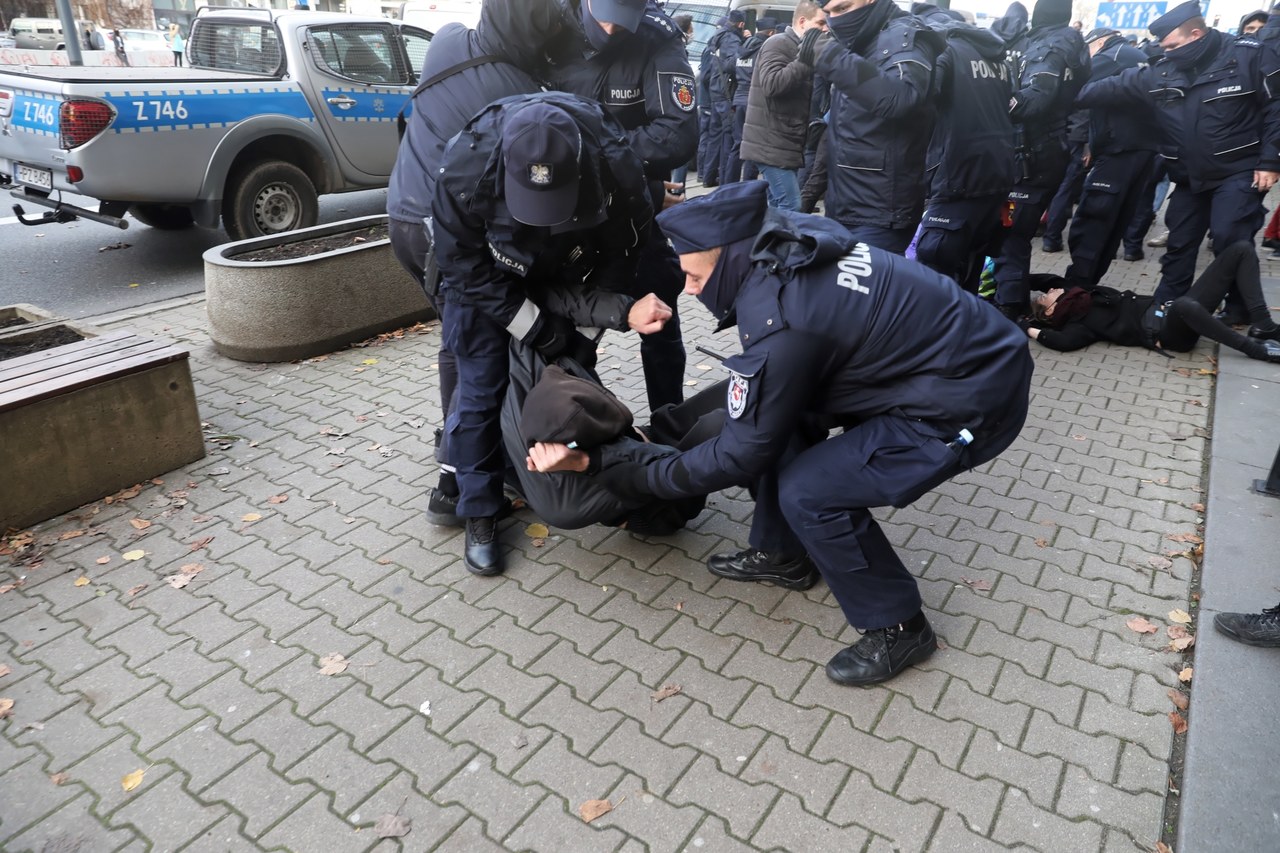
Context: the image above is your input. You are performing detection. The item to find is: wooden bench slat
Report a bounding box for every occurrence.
[0,338,185,391]
[0,349,190,412]
[0,330,143,380]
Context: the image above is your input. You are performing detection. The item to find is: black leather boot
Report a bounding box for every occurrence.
[826,615,937,686]
[463,516,504,576]
[706,548,818,590]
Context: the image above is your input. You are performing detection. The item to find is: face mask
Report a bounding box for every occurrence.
[826,0,891,55]
[1164,30,1215,69]
[696,237,755,325]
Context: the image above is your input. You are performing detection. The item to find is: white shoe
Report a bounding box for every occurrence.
[1146,230,1169,248]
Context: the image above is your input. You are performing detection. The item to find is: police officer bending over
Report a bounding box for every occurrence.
[433,92,673,576]
[533,182,1034,686]
[1076,1,1280,309]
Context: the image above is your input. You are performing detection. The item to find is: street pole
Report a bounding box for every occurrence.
[54,0,85,66]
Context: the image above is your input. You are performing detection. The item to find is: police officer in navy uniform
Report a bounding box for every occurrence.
[703,11,748,184]
[987,0,1089,319]
[433,92,673,576]
[1076,1,1280,309]
[912,3,1016,291]
[815,0,944,253]
[732,17,779,184]
[551,182,1034,686]
[544,0,698,411]
[1059,28,1159,288]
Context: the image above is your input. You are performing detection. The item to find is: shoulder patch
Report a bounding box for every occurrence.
[727,373,750,419]
[671,75,696,111]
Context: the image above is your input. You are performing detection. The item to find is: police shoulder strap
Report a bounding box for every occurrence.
[396,53,505,140]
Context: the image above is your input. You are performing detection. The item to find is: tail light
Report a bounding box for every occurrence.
[60,99,114,149]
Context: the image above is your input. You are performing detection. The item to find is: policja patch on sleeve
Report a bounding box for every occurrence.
[670,75,696,112]
[728,373,750,419]
[722,350,767,421]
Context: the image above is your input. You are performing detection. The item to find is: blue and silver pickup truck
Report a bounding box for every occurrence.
[0,8,430,239]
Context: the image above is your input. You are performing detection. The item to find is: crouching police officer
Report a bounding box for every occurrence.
[552,182,1034,685]
[433,92,673,576]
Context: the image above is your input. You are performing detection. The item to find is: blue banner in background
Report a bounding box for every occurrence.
[1095,1,1170,30]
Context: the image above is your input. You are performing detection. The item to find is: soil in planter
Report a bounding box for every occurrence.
[0,327,85,361]
[1,316,31,330]
[230,224,389,263]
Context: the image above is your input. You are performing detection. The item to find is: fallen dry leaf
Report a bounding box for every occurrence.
[1168,609,1192,625]
[1169,711,1188,735]
[127,584,148,597]
[129,519,151,531]
[121,767,146,792]
[961,576,993,592]
[651,684,683,702]
[1168,688,1189,712]
[1033,537,1049,548]
[188,537,213,552]
[122,550,146,561]
[579,799,614,823]
[1166,532,1203,545]
[1126,616,1159,634]
[361,358,379,366]
[73,576,91,587]
[267,494,289,504]
[1189,502,1205,513]
[95,557,110,565]
[0,584,17,595]
[1167,624,1190,640]
[531,538,545,548]
[525,523,549,539]
[180,563,204,576]
[1156,842,1173,853]
[1148,556,1173,571]
[0,665,10,678]
[1071,434,1087,441]
[59,529,86,541]
[318,653,348,676]
[0,698,12,718]
[241,513,262,523]
[1168,636,1195,652]
[1179,666,1194,683]
[373,813,412,839]
[165,574,192,590]
[49,772,69,785]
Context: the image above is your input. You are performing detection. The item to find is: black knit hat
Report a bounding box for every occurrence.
[1031,0,1071,27]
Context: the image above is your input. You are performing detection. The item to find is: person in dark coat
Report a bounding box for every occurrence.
[543,181,1033,687]
[1025,242,1280,361]
[739,1,829,210]
[544,0,698,412]
[1058,28,1159,285]
[731,16,778,183]
[1240,9,1268,36]
[386,0,563,526]
[1076,1,1280,310]
[986,0,1090,319]
[912,4,1016,291]
[1039,108,1089,252]
[432,92,673,576]
[702,11,747,184]
[816,0,945,252]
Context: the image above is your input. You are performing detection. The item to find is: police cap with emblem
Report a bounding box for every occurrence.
[590,0,647,32]
[656,181,768,255]
[756,16,779,32]
[1084,26,1119,43]
[1149,0,1202,39]
[502,103,583,228]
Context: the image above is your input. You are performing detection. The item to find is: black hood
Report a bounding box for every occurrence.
[991,1,1029,43]
[739,32,769,60]
[477,0,564,70]
[914,5,1008,60]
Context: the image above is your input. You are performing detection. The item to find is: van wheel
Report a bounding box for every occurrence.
[222,161,318,241]
[130,203,195,229]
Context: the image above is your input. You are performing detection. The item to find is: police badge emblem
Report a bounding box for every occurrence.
[671,76,696,112]
[727,373,749,419]
[529,164,552,185]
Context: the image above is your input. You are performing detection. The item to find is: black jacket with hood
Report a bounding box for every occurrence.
[733,31,770,107]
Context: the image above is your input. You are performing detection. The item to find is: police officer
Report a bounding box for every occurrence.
[1060,28,1158,287]
[387,0,562,526]
[1039,108,1089,253]
[544,0,698,411]
[815,0,945,252]
[1076,1,1280,307]
[703,11,748,184]
[912,3,1016,291]
[548,181,1033,686]
[987,0,1089,319]
[732,17,779,184]
[433,92,673,575]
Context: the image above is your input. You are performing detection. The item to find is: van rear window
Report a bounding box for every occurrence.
[187,21,282,74]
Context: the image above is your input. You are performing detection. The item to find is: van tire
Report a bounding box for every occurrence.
[130,203,195,229]
[222,160,318,241]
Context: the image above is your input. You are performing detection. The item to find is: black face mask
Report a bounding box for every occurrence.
[1165,29,1218,69]
[826,0,895,55]
[697,237,755,326]
[582,1,622,51]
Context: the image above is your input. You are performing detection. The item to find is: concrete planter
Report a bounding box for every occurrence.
[204,214,434,362]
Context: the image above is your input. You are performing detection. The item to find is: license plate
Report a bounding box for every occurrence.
[16,163,52,191]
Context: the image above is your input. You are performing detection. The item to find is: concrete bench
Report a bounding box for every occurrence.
[0,329,206,530]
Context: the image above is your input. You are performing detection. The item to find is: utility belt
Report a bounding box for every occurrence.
[1140,300,1175,357]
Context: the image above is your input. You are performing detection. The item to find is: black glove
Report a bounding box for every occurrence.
[1016,317,1034,334]
[529,313,575,360]
[563,330,599,372]
[804,119,827,152]
[598,460,653,503]
[797,26,823,66]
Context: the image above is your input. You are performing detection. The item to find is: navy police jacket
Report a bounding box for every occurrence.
[612,210,1034,501]
[1076,29,1280,191]
[817,0,944,229]
[703,24,744,102]
[1004,23,1090,152]
[386,0,560,224]
[431,92,651,344]
[915,7,1016,201]
[545,0,698,198]
[1085,35,1157,156]
[733,32,769,107]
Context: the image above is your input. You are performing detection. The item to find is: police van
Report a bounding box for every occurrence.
[398,0,482,32]
[9,17,98,51]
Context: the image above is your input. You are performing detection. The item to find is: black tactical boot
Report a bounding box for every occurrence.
[463,516,504,576]
[1214,603,1280,647]
[706,548,818,590]
[825,614,937,686]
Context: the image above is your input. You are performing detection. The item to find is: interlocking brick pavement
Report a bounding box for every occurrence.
[3,226,1256,851]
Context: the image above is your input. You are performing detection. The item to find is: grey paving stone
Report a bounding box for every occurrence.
[148,717,258,792]
[873,693,974,771]
[310,682,412,751]
[206,627,302,686]
[432,754,547,840]
[730,683,829,754]
[827,767,942,853]
[741,733,847,815]
[1021,710,1121,784]
[1056,765,1165,842]
[593,669,686,739]
[935,678,1031,747]
[525,638,623,703]
[2,789,138,853]
[201,750,317,837]
[0,755,86,844]
[520,683,623,756]
[512,732,625,807]
[256,792,369,853]
[0,667,79,725]
[285,732,398,813]
[369,714,477,798]
[111,769,228,851]
[182,668,278,734]
[468,613,558,668]
[586,774,706,853]
[992,661,1084,727]
[165,602,254,655]
[667,753,778,840]
[662,700,766,773]
[502,795,627,853]
[101,682,205,752]
[589,719,699,798]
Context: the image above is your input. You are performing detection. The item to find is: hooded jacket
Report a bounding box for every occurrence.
[703,23,744,102]
[915,5,1016,201]
[604,207,1033,501]
[386,0,561,223]
[1002,9,1090,177]
[733,31,770,107]
[816,0,945,229]
[432,92,652,345]
[739,28,818,170]
[1086,34,1157,155]
[1077,28,1280,190]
